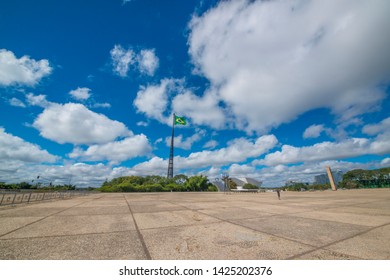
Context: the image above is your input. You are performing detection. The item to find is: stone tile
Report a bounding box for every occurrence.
[199,207,273,221]
[294,249,362,260]
[133,210,220,230]
[0,231,146,260]
[235,216,370,246]
[129,201,186,213]
[142,222,314,259]
[325,206,390,216]
[290,211,390,227]
[325,224,390,259]
[0,207,66,217]
[1,214,136,239]
[0,216,44,236]
[57,206,130,216]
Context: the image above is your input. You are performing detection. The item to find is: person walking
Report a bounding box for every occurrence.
[276,189,281,200]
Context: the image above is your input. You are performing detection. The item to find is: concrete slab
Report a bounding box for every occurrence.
[57,206,130,216]
[129,201,186,213]
[325,224,390,259]
[142,222,314,260]
[0,189,389,260]
[295,249,363,260]
[325,206,390,216]
[199,207,273,221]
[289,210,390,227]
[235,215,370,246]
[0,206,67,217]
[0,231,147,260]
[133,210,220,230]
[1,214,136,239]
[0,216,44,236]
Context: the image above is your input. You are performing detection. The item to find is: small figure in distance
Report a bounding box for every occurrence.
[276,189,281,200]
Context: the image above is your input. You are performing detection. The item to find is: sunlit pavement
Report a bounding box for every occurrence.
[1,189,389,260]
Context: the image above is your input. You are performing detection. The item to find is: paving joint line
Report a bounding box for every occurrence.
[0,195,105,238]
[163,200,319,251]
[287,221,390,260]
[0,229,138,241]
[123,194,152,260]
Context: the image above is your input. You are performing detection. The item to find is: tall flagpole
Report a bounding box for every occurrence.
[167,113,175,178]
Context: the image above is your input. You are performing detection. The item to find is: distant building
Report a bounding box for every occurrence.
[211,177,262,192]
[314,170,344,185]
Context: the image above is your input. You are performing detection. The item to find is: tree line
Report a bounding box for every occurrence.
[98,174,218,192]
[0,181,76,191]
[282,167,390,191]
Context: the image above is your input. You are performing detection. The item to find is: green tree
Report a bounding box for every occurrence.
[184,175,212,191]
[243,183,258,189]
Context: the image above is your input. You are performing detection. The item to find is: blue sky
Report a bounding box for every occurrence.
[1,0,389,188]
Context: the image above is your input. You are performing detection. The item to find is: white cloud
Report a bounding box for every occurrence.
[380,158,390,166]
[69,134,152,163]
[257,160,372,187]
[0,49,52,86]
[228,163,256,177]
[0,127,57,163]
[257,135,390,166]
[91,102,111,109]
[135,134,278,173]
[172,89,227,129]
[180,135,278,169]
[26,93,52,108]
[9,97,26,108]
[0,162,115,188]
[362,117,390,135]
[131,156,168,175]
[137,49,159,76]
[110,45,160,77]
[33,103,131,145]
[136,121,149,127]
[203,139,218,149]
[303,124,325,139]
[165,130,205,150]
[69,87,91,101]
[110,45,135,77]
[134,78,183,124]
[188,0,390,133]
[122,0,132,5]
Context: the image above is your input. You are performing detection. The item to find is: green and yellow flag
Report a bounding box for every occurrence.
[174,115,187,125]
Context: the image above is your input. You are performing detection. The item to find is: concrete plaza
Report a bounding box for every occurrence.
[0,189,389,260]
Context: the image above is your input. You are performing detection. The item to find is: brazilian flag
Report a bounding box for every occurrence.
[174,115,187,125]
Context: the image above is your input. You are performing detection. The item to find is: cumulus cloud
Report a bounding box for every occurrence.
[69,135,152,163]
[203,139,218,149]
[91,102,111,109]
[165,129,206,150]
[0,49,52,87]
[33,103,131,145]
[188,0,390,133]
[9,97,26,108]
[257,135,390,166]
[26,93,52,108]
[69,87,91,101]
[110,45,159,77]
[172,89,227,129]
[256,160,373,187]
[0,127,57,163]
[135,134,278,173]
[137,49,159,76]
[110,45,135,77]
[134,78,183,124]
[0,162,116,188]
[303,124,325,139]
[363,117,390,135]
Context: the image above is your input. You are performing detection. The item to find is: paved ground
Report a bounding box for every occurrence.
[0,189,389,260]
